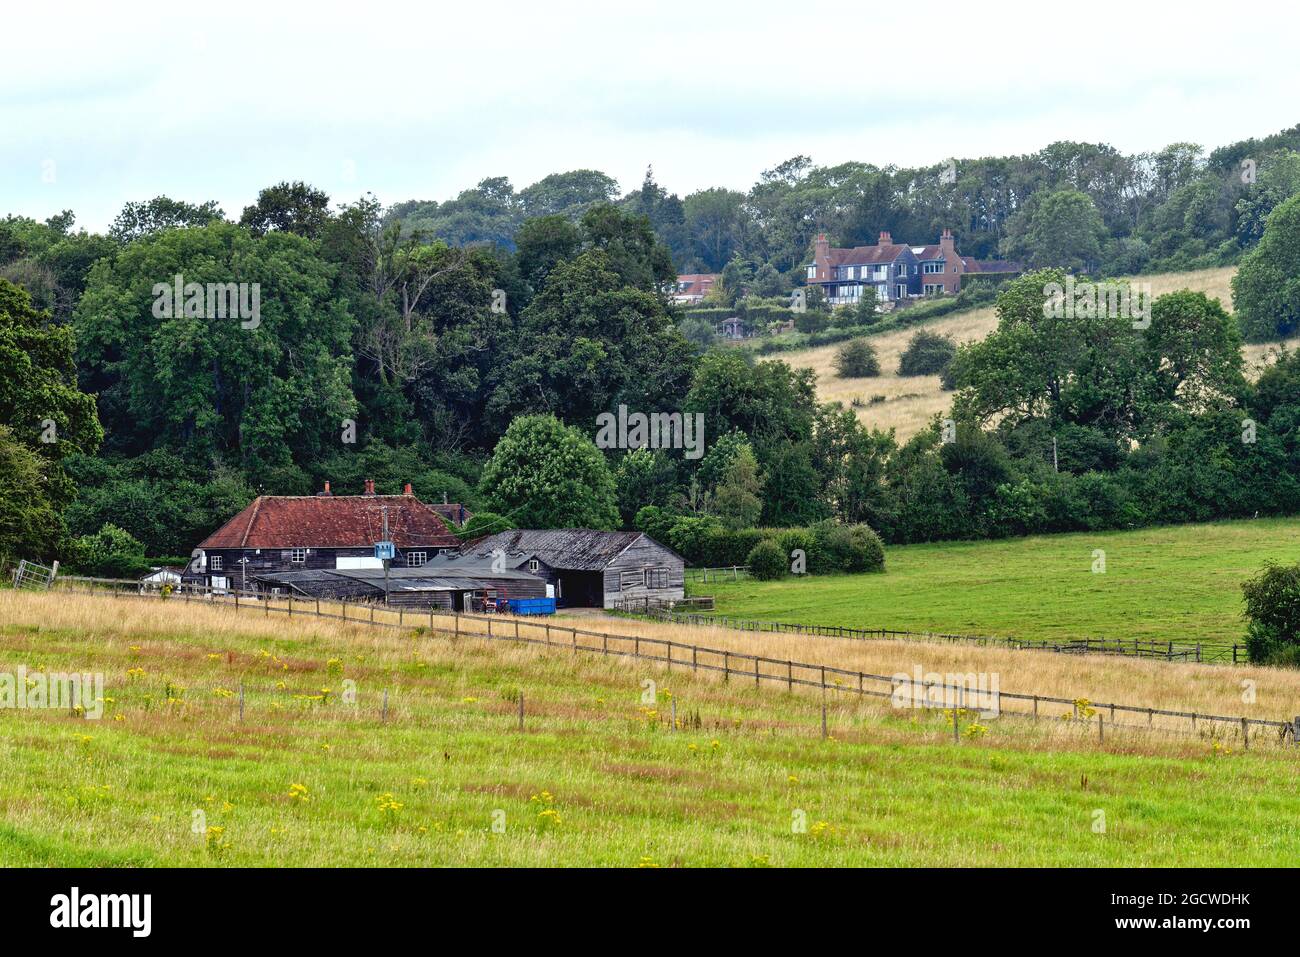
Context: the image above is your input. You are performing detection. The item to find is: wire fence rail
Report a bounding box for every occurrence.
[613,601,1245,665]
[24,572,1300,752]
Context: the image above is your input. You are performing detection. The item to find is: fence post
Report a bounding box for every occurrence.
[953,706,960,744]
[1242,717,1249,751]
[787,660,793,691]
[1098,714,1104,744]
[692,647,697,672]
[1292,716,1300,747]
[723,651,729,682]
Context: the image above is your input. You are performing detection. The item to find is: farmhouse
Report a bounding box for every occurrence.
[426,529,685,609]
[805,230,1021,308]
[672,273,719,305]
[183,480,463,592]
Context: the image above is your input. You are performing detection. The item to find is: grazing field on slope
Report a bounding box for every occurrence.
[781,266,1299,441]
[1,590,1298,867]
[688,517,1300,652]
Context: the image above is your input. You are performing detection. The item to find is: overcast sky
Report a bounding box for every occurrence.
[4,0,1298,231]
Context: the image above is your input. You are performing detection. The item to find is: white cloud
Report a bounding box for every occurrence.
[2,0,1297,230]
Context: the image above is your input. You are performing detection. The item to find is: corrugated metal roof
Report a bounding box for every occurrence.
[457,529,646,571]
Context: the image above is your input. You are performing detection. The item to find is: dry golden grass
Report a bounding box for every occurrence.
[540,612,1298,729]
[787,266,1300,441]
[22,588,1291,730]
[7,589,1291,747]
[8,588,1300,867]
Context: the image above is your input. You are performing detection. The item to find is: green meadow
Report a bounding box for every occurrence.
[0,590,1297,867]
[689,518,1300,651]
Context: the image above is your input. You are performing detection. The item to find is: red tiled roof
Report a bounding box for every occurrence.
[199,495,460,549]
[825,244,911,267]
[675,274,719,297]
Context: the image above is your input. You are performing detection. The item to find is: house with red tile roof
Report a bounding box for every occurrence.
[183,480,463,592]
[805,230,1020,307]
[671,273,719,305]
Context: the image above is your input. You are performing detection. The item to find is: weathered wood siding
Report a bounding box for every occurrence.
[600,536,684,609]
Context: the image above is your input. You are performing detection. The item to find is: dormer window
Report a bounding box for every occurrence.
[528,559,540,572]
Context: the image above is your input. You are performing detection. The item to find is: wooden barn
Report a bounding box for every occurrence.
[429,529,685,609]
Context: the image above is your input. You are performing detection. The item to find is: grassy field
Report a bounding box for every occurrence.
[687,517,1300,651]
[2,590,1299,866]
[780,266,1300,441]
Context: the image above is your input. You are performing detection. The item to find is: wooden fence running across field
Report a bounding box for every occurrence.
[613,602,1246,665]
[31,573,1300,752]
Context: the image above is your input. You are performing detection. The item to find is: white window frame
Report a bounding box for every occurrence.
[209,555,223,571]
[528,559,540,572]
[290,548,308,564]
[406,551,427,567]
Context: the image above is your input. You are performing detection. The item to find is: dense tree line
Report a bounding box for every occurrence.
[3,124,1300,571]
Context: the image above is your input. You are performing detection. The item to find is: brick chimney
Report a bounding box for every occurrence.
[939,228,955,250]
[363,478,375,496]
[317,481,332,497]
[813,233,830,280]
[403,482,413,496]
[878,231,893,245]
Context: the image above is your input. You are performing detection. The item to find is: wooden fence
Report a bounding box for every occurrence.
[37,573,1300,751]
[683,565,751,584]
[623,606,1244,665]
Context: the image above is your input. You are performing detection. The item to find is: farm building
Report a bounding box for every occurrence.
[428,529,684,609]
[183,480,463,593]
[248,564,546,611]
[138,566,183,592]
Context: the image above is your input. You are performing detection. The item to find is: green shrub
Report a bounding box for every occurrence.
[1242,561,1300,665]
[898,330,957,376]
[810,521,886,573]
[834,339,880,378]
[775,528,815,574]
[69,523,147,578]
[746,539,788,580]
